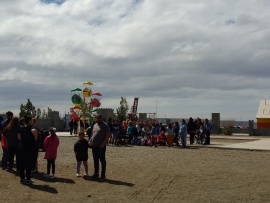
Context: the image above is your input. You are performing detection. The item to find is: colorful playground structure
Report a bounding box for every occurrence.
[70,81,102,130]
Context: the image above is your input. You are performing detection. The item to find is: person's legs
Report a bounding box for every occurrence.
[70,128,73,135]
[205,132,210,145]
[169,135,174,146]
[19,153,26,180]
[181,136,186,148]
[25,151,33,181]
[83,160,88,175]
[2,148,8,169]
[26,167,32,180]
[92,147,99,176]
[51,159,55,175]
[99,148,106,178]
[15,147,20,171]
[76,161,82,174]
[8,147,15,170]
[47,160,52,174]
[189,133,195,145]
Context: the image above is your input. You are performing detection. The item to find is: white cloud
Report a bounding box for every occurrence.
[0,0,270,121]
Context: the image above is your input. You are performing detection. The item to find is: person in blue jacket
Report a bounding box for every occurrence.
[179,119,187,148]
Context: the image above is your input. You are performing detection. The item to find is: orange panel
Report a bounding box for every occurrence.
[257,122,270,129]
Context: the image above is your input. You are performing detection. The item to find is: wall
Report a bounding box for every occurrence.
[257,118,270,129]
[212,113,220,134]
[96,108,114,122]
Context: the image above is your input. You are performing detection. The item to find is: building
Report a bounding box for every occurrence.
[256,100,270,129]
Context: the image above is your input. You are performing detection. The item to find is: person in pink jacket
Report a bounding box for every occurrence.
[43,127,59,178]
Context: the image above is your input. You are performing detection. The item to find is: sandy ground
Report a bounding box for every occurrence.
[1,137,270,203]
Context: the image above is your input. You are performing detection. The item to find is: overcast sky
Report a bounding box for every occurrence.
[1,0,270,121]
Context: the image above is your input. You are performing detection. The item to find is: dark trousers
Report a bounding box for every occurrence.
[92,146,106,176]
[32,146,39,171]
[189,132,195,144]
[8,146,19,170]
[19,148,34,180]
[69,127,73,135]
[47,159,55,174]
[1,148,8,169]
[173,134,179,145]
[205,131,211,145]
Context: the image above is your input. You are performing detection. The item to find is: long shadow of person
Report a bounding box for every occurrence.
[33,172,75,184]
[83,176,134,187]
[26,184,58,194]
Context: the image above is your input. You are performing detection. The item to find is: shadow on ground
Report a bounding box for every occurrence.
[33,172,75,184]
[26,184,58,194]
[83,176,134,187]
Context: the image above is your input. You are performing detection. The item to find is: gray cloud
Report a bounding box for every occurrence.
[1,0,270,121]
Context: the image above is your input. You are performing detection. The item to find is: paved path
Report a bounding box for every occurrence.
[56,132,270,151]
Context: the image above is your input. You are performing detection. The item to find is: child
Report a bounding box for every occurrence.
[43,127,59,178]
[157,131,167,146]
[74,132,89,177]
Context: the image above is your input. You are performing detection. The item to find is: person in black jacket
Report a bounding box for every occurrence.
[187,117,197,145]
[74,132,90,177]
[18,114,38,184]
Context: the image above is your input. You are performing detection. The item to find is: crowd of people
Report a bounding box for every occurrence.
[0,111,61,184]
[0,112,110,185]
[1,110,212,185]
[84,116,212,148]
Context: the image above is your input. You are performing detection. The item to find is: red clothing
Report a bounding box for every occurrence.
[44,135,59,160]
[158,132,167,143]
[1,135,7,149]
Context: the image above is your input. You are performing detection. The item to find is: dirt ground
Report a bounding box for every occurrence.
[1,136,270,203]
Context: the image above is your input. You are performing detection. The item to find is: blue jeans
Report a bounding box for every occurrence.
[92,146,106,176]
[180,135,187,148]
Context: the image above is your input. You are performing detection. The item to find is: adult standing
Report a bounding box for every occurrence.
[150,122,160,147]
[179,119,187,148]
[173,122,180,146]
[18,115,38,184]
[166,123,174,147]
[73,120,78,135]
[187,117,197,145]
[89,114,110,181]
[3,117,20,172]
[69,120,74,135]
[204,119,212,145]
[195,117,204,143]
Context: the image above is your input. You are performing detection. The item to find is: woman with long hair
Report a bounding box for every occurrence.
[3,117,20,171]
[18,115,38,184]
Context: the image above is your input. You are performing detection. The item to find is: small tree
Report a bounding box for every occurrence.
[222,120,235,135]
[41,109,46,118]
[19,99,36,118]
[116,97,129,122]
[36,108,41,119]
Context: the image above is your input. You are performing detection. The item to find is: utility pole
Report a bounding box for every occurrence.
[156,100,157,119]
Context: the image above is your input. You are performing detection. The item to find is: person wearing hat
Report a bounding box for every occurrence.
[88,114,110,181]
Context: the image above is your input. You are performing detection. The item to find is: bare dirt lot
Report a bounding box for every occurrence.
[1,137,270,203]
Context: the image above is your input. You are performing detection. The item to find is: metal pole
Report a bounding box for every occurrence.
[156,100,157,119]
